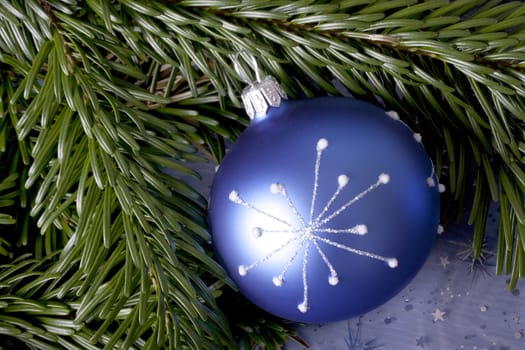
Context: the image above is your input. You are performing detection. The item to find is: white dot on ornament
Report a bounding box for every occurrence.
[328,274,339,286]
[413,133,422,143]
[437,225,444,235]
[426,177,436,187]
[379,173,390,184]
[356,224,368,235]
[272,276,284,287]
[252,227,263,238]
[385,110,400,120]
[298,302,308,313]
[316,138,328,151]
[238,265,247,276]
[388,258,398,268]
[438,183,446,193]
[338,174,349,187]
[270,183,284,194]
[229,190,241,203]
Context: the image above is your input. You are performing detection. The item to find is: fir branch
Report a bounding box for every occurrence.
[1,1,525,349]
[1,1,241,348]
[36,0,75,74]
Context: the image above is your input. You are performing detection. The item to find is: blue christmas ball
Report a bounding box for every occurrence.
[209,96,441,323]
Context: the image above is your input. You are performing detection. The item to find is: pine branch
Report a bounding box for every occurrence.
[1,0,525,349]
[1,1,242,348]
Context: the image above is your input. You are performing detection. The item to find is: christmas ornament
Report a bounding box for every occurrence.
[208,53,442,323]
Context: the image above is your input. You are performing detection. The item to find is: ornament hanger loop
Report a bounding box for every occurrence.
[233,50,261,85]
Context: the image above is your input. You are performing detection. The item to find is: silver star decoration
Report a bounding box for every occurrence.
[431,308,446,322]
[439,255,450,269]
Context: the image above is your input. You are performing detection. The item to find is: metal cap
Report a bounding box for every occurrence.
[241,76,287,119]
[233,51,287,120]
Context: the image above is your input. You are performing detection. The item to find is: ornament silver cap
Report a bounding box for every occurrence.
[233,51,287,120]
[240,76,287,120]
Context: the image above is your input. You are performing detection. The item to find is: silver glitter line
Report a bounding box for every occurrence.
[298,241,311,313]
[426,163,436,187]
[315,226,365,235]
[231,192,294,228]
[279,186,307,228]
[316,236,394,265]
[308,148,324,225]
[242,235,301,274]
[313,182,346,224]
[260,228,303,234]
[312,239,337,279]
[317,179,384,226]
[275,240,307,284]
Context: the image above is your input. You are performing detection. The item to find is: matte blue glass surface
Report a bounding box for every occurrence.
[209,97,441,323]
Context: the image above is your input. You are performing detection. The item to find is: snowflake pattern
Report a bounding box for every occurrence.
[228,137,402,313]
[346,317,384,349]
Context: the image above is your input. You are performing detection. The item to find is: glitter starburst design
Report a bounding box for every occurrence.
[229,138,399,313]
